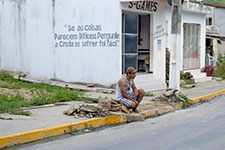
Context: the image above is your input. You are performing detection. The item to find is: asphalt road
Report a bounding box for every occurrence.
[17,95,225,150]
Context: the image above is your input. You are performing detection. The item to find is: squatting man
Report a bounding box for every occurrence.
[115,67,145,112]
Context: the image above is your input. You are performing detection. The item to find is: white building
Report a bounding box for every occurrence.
[0,0,213,91]
[205,3,225,66]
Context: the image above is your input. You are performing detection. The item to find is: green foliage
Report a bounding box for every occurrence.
[30,89,92,106]
[190,0,225,6]
[10,110,32,116]
[178,93,191,105]
[0,74,17,82]
[217,54,225,66]
[0,116,13,120]
[0,74,91,116]
[103,91,115,94]
[180,72,195,86]
[0,94,31,115]
[144,92,154,97]
[81,97,95,103]
[180,71,195,86]
[183,80,194,85]
[0,74,66,92]
[180,72,192,80]
[104,96,109,99]
[212,56,225,79]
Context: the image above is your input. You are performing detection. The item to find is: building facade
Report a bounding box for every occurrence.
[206,4,225,66]
[0,0,213,91]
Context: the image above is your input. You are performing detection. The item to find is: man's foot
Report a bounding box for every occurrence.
[132,109,139,113]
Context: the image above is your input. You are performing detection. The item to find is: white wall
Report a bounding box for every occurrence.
[152,1,167,82]
[53,0,121,85]
[166,10,206,70]
[1,0,206,88]
[0,0,122,86]
[0,0,54,78]
[214,8,225,33]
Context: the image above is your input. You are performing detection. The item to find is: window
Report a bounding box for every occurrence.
[206,17,212,25]
[183,23,200,70]
[122,13,138,74]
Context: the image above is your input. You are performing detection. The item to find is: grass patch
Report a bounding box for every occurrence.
[144,92,154,97]
[0,74,69,92]
[10,110,32,116]
[0,116,13,120]
[0,74,91,116]
[212,56,225,79]
[178,93,191,106]
[0,94,31,115]
[103,91,115,94]
[180,71,195,86]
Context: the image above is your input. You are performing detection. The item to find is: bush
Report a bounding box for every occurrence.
[180,72,193,80]
[202,65,214,76]
[180,71,195,86]
[216,54,225,66]
[212,61,225,79]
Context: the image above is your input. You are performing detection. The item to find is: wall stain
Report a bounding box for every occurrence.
[52,0,56,78]
[52,0,55,29]
[13,0,26,71]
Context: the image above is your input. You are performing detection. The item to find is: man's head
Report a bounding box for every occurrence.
[126,67,137,79]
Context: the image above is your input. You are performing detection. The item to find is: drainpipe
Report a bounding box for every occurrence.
[169,0,182,90]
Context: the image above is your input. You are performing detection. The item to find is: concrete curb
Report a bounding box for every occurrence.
[189,89,225,104]
[1,89,225,149]
[0,115,127,149]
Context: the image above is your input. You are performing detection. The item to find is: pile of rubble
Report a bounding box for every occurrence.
[63,90,190,118]
[63,100,130,118]
[153,89,190,106]
[63,104,110,118]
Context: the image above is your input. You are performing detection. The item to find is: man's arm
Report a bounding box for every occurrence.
[118,79,137,103]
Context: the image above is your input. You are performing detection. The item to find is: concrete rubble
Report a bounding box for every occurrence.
[64,90,189,119]
[153,89,189,107]
[63,99,131,118]
[63,104,110,118]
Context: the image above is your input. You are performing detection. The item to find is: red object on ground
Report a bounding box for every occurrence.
[205,66,214,76]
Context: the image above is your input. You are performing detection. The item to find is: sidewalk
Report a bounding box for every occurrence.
[83,80,225,103]
[0,80,225,149]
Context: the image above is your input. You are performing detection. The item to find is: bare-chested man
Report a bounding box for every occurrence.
[115,67,145,112]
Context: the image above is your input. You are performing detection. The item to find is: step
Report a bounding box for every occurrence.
[184,69,211,83]
[195,76,212,82]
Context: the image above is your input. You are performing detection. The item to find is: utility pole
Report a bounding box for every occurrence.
[169,0,182,90]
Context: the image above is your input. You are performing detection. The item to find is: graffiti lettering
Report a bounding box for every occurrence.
[54,24,120,48]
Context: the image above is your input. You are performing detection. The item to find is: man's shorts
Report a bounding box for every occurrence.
[120,93,137,107]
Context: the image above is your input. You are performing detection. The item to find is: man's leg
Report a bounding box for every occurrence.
[133,89,145,111]
[120,98,135,110]
[137,89,145,103]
